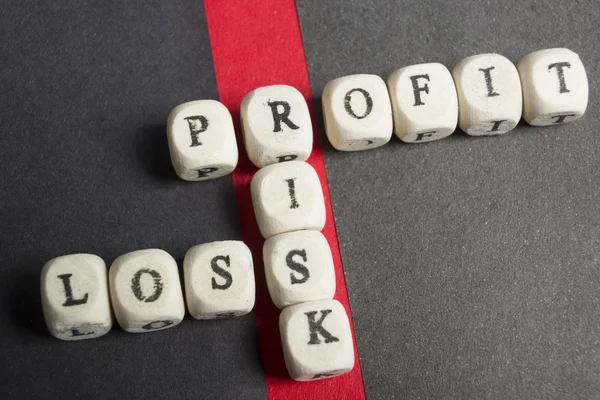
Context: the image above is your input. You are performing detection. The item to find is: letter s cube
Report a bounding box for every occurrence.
[167,100,238,181]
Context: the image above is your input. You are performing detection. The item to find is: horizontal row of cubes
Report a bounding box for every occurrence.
[167,48,588,181]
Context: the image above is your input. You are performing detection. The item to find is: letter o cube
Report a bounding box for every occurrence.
[41,254,113,341]
[183,241,255,319]
[109,249,185,333]
[167,100,238,181]
[452,54,522,136]
[388,63,458,143]
[241,85,313,168]
[280,299,355,381]
[264,230,336,309]
[322,74,393,151]
[518,48,588,126]
[251,161,326,238]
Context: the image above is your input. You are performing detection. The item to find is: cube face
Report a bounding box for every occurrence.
[41,254,112,341]
[322,74,393,151]
[167,100,238,181]
[387,62,458,143]
[183,241,255,320]
[251,161,326,238]
[263,231,336,309]
[453,54,523,136]
[241,85,313,168]
[279,300,354,381]
[109,249,185,333]
[518,48,588,126]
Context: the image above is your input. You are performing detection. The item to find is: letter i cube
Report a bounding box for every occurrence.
[167,100,238,181]
[41,254,113,340]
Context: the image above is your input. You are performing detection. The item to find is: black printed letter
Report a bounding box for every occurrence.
[276,155,298,163]
[286,249,310,284]
[548,62,571,93]
[488,120,507,132]
[142,320,174,330]
[305,309,339,345]
[344,88,373,119]
[409,74,430,106]
[268,101,300,132]
[415,131,436,142]
[478,67,499,97]
[550,113,576,124]
[131,269,163,302]
[211,255,233,290]
[197,167,218,178]
[185,116,209,147]
[57,274,88,307]
[285,178,299,209]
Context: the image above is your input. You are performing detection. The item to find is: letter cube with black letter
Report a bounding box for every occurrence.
[251,161,326,238]
[518,48,588,126]
[322,74,393,151]
[280,299,355,381]
[241,85,312,168]
[41,254,113,341]
[263,231,335,309]
[183,241,255,319]
[452,54,523,136]
[109,249,185,333]
[167,100,238,181]
[387,63,458,143]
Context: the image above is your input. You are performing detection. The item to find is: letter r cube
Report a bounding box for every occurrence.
[280,299,355,381]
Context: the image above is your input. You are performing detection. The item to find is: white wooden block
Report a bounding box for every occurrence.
[518,48,589,126]
[263,231,335,309]
[388,63,458,143]
[452,54,523,136]
[241,85,313,168]
[183,241,255,319]
[41,254,113,341]
[109,249,185,333]
[167,100,238,181]
[251,161,325,238]
[322,74,393,151]
[280,299,354,381]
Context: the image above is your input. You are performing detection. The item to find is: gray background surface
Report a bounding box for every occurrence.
[298,0,600,398]
[0,2,267,399]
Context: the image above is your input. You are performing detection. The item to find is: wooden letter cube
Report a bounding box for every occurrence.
[183,241,255,319]
[322,74,393,151]
[388,62,458,143]
[453,54,523,136]
[241,85,313,168]
[280,299,355,381]
[109,249,185,333]
[251,161,326,238]
[263,231,336,309]
[167,100,238,181]
[41,254,113,341]
[518,48,589,126]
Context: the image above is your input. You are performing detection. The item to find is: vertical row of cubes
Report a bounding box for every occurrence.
[245,84,355,381]
[42,244,256,340]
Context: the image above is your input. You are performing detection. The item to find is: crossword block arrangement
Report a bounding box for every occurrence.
[42,47,589,383]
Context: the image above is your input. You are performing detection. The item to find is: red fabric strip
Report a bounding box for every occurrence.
[204,1,366,398]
